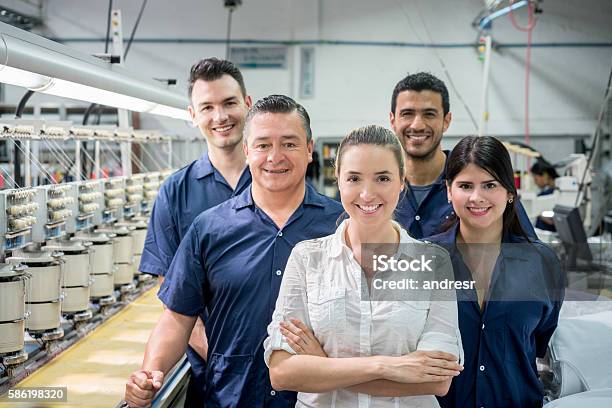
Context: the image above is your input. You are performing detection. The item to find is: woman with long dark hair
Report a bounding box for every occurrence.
[429,136,564,408]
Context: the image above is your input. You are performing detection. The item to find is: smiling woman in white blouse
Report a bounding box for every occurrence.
[264,125,464,408]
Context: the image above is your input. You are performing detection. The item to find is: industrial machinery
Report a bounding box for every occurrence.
[0,123,169,393]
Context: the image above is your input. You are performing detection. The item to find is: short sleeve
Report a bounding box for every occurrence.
[158,222,206,316]
[139,185,181,276]
[416,248,464,364]
[263,244,311,367]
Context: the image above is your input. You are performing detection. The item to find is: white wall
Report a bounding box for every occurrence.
[1,0,611,164]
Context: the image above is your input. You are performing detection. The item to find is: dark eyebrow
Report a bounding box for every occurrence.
[250,134,302,143]
[345,170,393,175]
[198,96,238,108]
[398,107,439,115]
[455,179,497,184]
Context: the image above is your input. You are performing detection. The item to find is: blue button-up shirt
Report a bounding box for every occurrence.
[159,184,343,407]
[395,151,537,239]
[428,224,564,408]
[139,153,251,404]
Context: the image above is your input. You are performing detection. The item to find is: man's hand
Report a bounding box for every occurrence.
[381,350,463,383]
[124,370,164,408]
[280,318,327,357]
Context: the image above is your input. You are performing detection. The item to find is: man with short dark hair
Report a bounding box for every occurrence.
[125,95,343,407]
[389,72,535,238]
[136,57,252,406]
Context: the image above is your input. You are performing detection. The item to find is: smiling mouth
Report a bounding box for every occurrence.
[263,169,289,174]
[406,134,430,141]
[213,124,235,133]
[467,207,491,216]
[355,203,382,214]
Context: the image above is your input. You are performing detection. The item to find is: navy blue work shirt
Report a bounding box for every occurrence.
[159,184,343,407]
[139,153,251,405]
[428,223,564,408]
[395,151,537,239]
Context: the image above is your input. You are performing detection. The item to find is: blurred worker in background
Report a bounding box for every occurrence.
[530,158,559,231]
[531,159,558,196]
[132,58,252,407]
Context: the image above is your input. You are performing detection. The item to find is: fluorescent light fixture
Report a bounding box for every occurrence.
[0,65,50,89]
[147,105,191,121]
[0,21,189,121]
[38,78,157,112]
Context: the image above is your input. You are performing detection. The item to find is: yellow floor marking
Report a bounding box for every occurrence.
[1,285,162,408]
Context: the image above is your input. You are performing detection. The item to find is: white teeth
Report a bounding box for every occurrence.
[468,207,489,212]
[357,204,381,213]
[265,169,288,174]
[214,125,233,132]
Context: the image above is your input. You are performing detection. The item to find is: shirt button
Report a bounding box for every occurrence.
[415,215,421,221]
[275,270,282,276]
[270,390,276,396]
[481,323,485,330]
[277,231,283,237]
[480,365,485,372]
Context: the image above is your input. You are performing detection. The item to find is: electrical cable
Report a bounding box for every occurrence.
[15,90,35,119]
[508,0,539,147]
[83,0,115,127]
[82,104,98,125]
[573,63,612,208]
[104,0,113,54]
[395,0,479,131]
[225,6,234,59]
[124,0,148,61]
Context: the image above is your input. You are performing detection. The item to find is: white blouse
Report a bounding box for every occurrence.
[264,220,464,408]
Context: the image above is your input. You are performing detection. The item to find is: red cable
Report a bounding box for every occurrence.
[509,0,538,32]
[525,4,533,146]
[509,1,539,148]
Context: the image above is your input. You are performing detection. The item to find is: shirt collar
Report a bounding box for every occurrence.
[232,183,325,210]
[329,219,417,258]
[193,153,215,180]
[302,183,328,208]
[433,222,533,261]
[232,186,254,209]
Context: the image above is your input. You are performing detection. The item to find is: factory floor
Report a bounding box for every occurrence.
[0,285,163,408]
